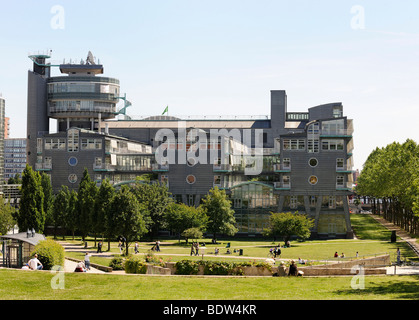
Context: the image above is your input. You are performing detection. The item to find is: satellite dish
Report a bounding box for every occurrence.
[86,51,95,65]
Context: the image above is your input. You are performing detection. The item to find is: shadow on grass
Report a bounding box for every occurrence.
[334,275,419,300]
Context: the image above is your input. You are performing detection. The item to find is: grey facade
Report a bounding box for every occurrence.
[27,54,354,238]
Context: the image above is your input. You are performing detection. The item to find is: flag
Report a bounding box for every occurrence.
[162,106,168,115]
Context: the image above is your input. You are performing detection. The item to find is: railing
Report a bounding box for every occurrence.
[129,115,270,121]
[273,164,291,172]
[35,163,52,170]
[152,163,169,171]
[274,181,291,189]
[213,164,232,172]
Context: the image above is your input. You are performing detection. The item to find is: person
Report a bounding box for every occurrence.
[74,261,86,272]
[21,263,30,270]
[118,241,123,254]
[298,257,306,264]
[190,242,195,256]
[84,252,91,270]
[397,248,401,265]
[97,241,103,253]
[334,252,339,258]
[195,242,200,256]
[155,240,161,252]
[214,248,219,255]
[356,251,359,258]
[288,260,298,276]
[340,253,345,258]
[134,242,139,254]
[226,248,231,254]
[28,254,43,270]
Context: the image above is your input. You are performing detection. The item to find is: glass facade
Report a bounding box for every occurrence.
[231,183,278,233]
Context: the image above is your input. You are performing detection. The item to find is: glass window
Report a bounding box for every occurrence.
[308,175,318,185]
[186,175,196,184]
[309,158,318,167]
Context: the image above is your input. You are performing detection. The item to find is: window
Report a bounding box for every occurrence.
[213,175,221,187]
[336,158,344,170]
[188,194,196,206]
[45,138,66,150]
[322,139,344,151]
[81,138,102,150]
[186,175,196,184]
[283,139,305,151]
[161,175,169,186]
[68,174,77,183]
[307,123,320,153]
[68,129,79,152]
[68,156,78,166]
[283,158,291,169]
[336,175,344,188]
[309,158,318,167]
[308,175,318,185]
[290,196,298,209]
[329,196,336,209]
[282,175,291,188]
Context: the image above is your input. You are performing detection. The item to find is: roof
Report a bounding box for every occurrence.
[1,232,46,246]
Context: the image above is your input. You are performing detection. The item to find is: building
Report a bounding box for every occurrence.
[27,52,355,238]
[4,138,26,182]
[0,96,5,185]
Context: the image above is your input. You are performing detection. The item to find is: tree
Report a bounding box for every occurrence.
[0,197,15,235]
[265,211,314,243]
[181,227,203,244]
[41,173,54,228]
[76,168,98,243]
[65,190,78,240]
[132,182,172,239]
[17,165,45,233]
[111,185,148,255]
[52,185,70,239]
[201,187,237,241]
[164,202,208,242]
[95,179,116,251]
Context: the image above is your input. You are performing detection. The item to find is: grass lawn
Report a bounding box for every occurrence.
[0,269,418,300]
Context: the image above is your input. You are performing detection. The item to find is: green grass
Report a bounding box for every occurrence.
[0,269,417,300]
[57,213,418,268]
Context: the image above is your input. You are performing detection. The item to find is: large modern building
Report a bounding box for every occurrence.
[0,96,5,185]
[27,52,355,238]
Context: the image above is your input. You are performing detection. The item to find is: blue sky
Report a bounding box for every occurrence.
[1,0,419,170]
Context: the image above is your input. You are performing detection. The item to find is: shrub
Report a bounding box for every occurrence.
[30,239,65,270]
[124,256,147,274]
[109,257,125,270]
[175,260,199,275]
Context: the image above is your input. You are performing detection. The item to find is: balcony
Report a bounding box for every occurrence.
[213,164,232,172]
[320,128,353,138]
[35,163,52,171]
[274,181,291,190]
[152,163,169,172]
[273,164,291,173]
[93,163,115,172]
[336,182,353,191]
[336,165,353,174]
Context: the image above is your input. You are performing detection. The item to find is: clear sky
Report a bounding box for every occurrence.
[0,0,418,171]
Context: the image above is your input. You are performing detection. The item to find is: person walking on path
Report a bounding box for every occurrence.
[84,252,91,270]
[97,241,103,253]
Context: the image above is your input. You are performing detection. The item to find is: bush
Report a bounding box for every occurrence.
[124,256,147,274]
[175,260,199,275]
[30,239,65,270]
[109,257,125,270]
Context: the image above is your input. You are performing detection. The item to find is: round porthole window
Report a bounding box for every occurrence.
[68,174,78,184]
[186,174,196,184]
[68,156,78,166]
[309,158,318,167]
[187,158,196,167]
[308,175,318,185]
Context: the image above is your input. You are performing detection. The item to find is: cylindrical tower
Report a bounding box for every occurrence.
[47,62,120,132]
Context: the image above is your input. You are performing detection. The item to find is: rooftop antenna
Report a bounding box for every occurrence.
[86,51,96,65]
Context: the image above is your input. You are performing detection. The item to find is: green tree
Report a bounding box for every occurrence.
[76,168,98,243]
[52,185,70,239]
[181,227,203,244]
[164,202,208,241]
[111,185,148,255]
[132,182,172,239]
[17,165,45,233]
[0,197,16,235]
[95,179,116,251]
[265,211,314,243]
[201,187,237,241]
[65,190,78,240]
[41,173,54,228]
